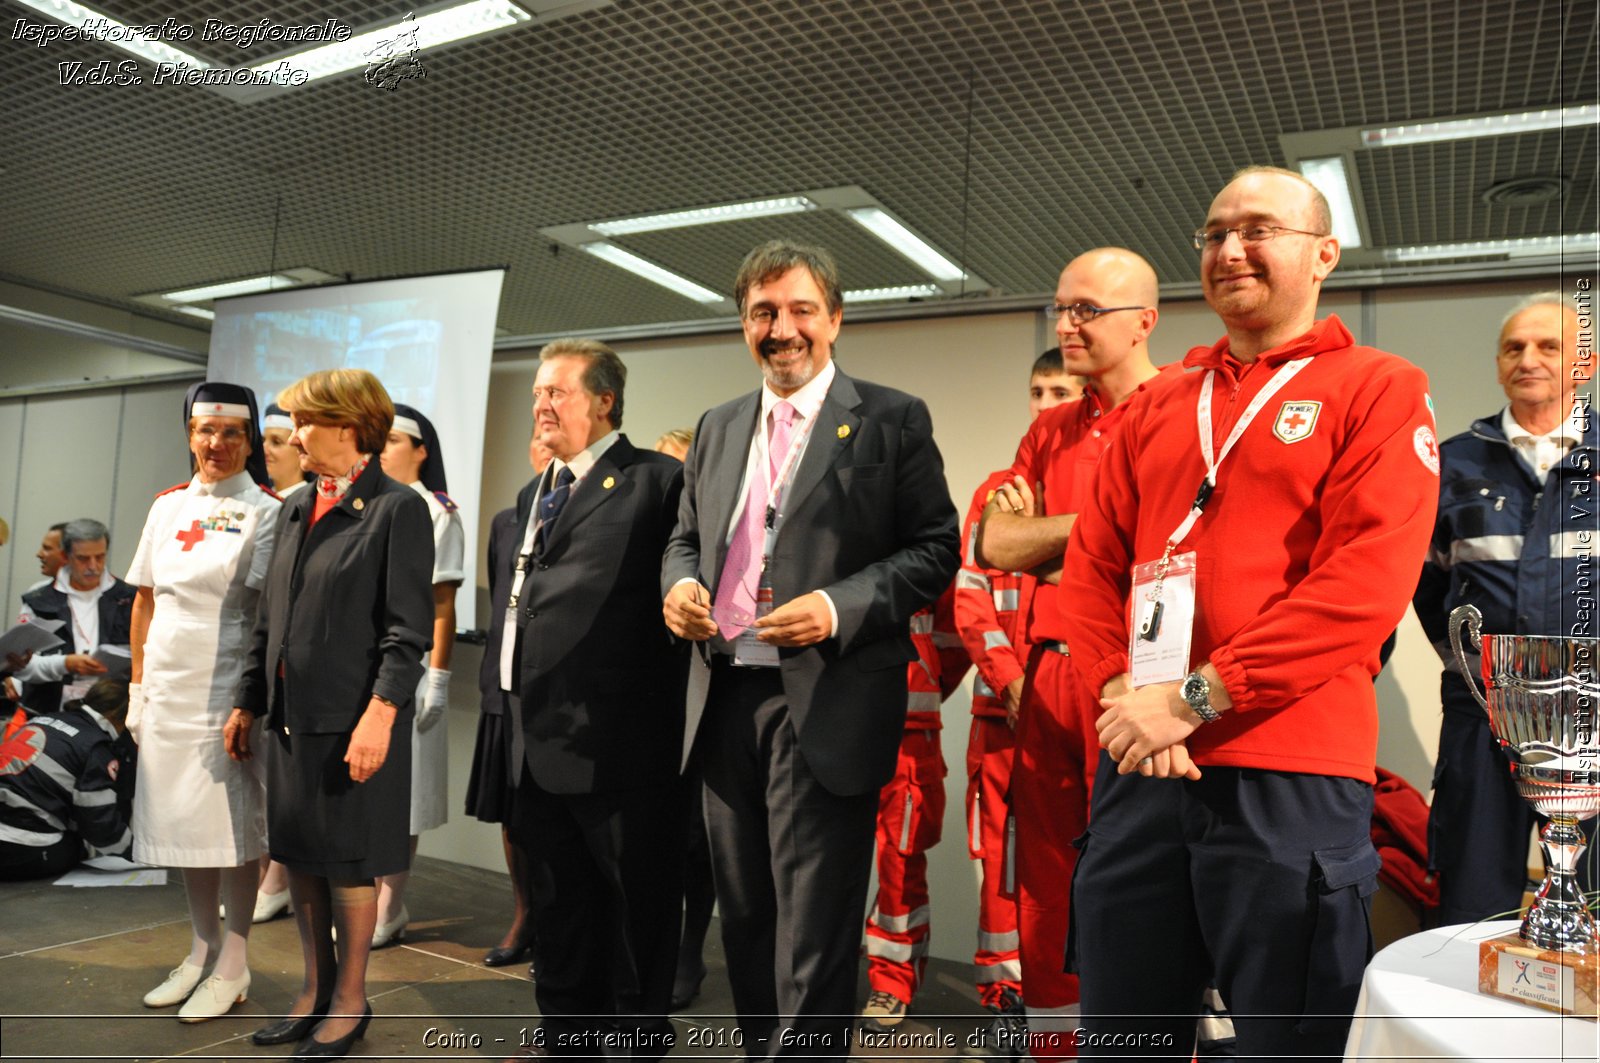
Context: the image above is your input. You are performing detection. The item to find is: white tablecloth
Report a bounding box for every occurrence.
[1344,921,1597,1061]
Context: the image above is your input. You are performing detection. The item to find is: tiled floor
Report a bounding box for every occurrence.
[0,857,996,1061]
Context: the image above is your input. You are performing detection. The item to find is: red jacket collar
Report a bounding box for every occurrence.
[1183,315,1355,372]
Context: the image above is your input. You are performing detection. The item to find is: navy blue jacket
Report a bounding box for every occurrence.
[1413,406,1598,711]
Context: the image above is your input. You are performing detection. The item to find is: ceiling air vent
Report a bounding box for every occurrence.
[1481,176,1568,207]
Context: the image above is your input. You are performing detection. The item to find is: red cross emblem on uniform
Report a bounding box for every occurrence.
[176,520,206,551]
[1273,401,1322,444]
[1414,425,1440,474]
[0,724,45,775]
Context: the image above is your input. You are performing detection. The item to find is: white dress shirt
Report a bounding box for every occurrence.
[1502,402,1585,479]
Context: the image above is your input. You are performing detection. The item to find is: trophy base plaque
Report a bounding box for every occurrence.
[1477,933,1599,1018]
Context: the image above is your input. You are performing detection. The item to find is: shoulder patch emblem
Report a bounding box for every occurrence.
[1273,401,1321,444]
[0,724,46,776]
[432,491,458,512]
[1414,425,1440,475]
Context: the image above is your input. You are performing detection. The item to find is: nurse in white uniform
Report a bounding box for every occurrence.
[373,403,462,945]
[128,382,281,1021]
[247,402,311,926]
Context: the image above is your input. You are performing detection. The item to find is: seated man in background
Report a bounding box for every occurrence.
[0,679,133,880]
[13,519,137,714]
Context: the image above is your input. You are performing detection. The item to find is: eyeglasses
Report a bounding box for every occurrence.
[1044,303,1145,325]
[190,426,248,445]
[1191,224,1328,251]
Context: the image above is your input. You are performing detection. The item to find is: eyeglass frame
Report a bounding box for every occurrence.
[1191,224,1329,252]
[188,424,250,446]
[1044,303,1147,325]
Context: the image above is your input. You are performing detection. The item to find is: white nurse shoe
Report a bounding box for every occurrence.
[143,958,206,1008]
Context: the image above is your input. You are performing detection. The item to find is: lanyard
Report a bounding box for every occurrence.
[1147,356,1313,597]
[758,407,818,560]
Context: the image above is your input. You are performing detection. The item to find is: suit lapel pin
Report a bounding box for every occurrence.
[837,424,850,439]
[352,497,365,511]
[602,476,616,489]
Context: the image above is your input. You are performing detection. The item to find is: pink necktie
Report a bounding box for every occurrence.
[714,401,797,638]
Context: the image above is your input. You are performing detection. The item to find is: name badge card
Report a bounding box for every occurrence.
[733,585,780,667]
[1129,551,1196,686]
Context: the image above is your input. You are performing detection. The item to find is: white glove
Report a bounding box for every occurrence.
[126,682,145,743]
[416,667,451,733]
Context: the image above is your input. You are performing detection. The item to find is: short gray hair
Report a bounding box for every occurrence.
[62,517,109,553]
[539,338,627,429]
[1500,290,1577,331]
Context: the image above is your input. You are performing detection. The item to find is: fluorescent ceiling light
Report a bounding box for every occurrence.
[11,0,215,68]
[1382,233,1600,263]
[591,197,818,236]
[1361,104,1599,148]
[843,207,968,283]
[162,272,304,303]
[1296,156,1363,249]
[579,242,725,304]
[844,284,941,304]
[173,306,216,321]
[249,0,530,83]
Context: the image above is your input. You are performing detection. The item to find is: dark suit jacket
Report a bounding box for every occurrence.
[477,504,524,716]
[234,462,434,734]
[515,435,687,795]
[661,370,960,796]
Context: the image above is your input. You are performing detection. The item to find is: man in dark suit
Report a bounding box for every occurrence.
[508,339,688,1060]
[662,240,960,1059]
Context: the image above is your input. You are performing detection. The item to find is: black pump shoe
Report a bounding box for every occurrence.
[251,1002,330,1046]
[291,1003,373,1061]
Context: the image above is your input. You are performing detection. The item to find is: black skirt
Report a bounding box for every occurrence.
[464,696,520,824]
[264,715,412,879]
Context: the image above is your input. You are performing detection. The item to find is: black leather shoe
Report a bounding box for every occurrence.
[252,1003,329,1046]
[291,1002,372,1061]
[670,962,706,1011]
[483,942,533,967]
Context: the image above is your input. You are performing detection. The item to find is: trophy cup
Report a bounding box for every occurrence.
[1450,604,1600,1017]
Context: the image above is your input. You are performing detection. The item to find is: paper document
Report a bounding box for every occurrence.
[92,644,133,678]
[0,618,64,658]
[56,866,167,887]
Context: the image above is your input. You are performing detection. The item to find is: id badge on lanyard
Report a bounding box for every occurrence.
[1126,356,1312,688]
[731,411,816,668]
[1129,551,1196,686]
[732,587,780,667]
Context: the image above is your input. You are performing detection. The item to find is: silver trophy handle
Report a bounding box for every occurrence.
[1448,604,1490,712]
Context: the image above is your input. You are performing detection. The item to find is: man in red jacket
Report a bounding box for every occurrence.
[954,347,1079,1029]
[1059,167,1439,1061]
[976,247,1167,1060]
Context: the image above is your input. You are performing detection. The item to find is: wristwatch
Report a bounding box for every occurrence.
[1180,671,1221,723]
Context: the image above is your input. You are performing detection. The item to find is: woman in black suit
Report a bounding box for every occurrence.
[224,368,434,1062]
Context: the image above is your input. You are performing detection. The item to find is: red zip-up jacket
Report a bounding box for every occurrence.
[1060,317,1439,782]
[954,470,1033,719]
